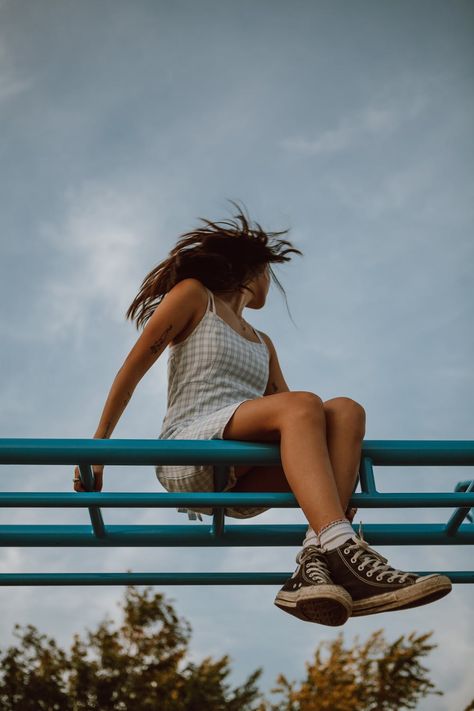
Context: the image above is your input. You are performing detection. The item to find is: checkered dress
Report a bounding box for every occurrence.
[155,286,271,521]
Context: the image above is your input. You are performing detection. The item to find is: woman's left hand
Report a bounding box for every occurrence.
[73,464,104,492]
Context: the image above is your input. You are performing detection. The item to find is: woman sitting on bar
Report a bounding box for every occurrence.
[74,199,451,626]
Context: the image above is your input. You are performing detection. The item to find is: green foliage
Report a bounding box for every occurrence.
[269,628,444,711]
[0,586,266,710]
[0,624,70,711]
[0,586,460,711]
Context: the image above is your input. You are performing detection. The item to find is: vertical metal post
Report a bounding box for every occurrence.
[78,464,106,538]
[211,465,230,537]
[445,479,474,535]
[358,456,377,494]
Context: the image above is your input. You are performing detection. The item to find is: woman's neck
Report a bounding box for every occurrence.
[213,290,252,318]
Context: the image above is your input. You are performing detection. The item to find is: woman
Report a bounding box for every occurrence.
[73,200,452,626]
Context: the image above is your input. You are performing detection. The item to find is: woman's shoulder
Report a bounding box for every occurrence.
[170,277,208,297]
[166,278,210,310]
[255,328,269,345]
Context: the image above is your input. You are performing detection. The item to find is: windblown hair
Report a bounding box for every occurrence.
[126,199,303,331]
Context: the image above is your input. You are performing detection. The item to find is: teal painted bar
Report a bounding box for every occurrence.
[77,462,106,538]
[1,438,474,465]
[1,492,474,507]
[0,571,471,586]
[0,438,473,585]
[1,523,473,546]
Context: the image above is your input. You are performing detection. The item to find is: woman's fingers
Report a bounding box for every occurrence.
[73,465,104,492]
[73,465,85,492]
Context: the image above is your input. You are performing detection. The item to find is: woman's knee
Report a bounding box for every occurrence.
[323,396,366,436]
[278,391,326,424]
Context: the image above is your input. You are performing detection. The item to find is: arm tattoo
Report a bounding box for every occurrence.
[150,324,173,354]
[122,389,133,408]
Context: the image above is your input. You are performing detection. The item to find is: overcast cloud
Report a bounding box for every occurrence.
[0,1,473,708]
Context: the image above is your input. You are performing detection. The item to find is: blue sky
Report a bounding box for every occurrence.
[0,0,473,707]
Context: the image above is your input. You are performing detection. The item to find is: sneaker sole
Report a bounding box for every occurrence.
[274,585,352,626]
[351,575,452,616]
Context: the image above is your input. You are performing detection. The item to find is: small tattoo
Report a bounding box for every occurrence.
[150,324,173,354]
[122,389,133,407]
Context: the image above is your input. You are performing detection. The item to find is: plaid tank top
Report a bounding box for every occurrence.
[155,285,271,520]
[159,286,269,438]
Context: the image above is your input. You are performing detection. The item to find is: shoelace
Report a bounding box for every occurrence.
[343,521,415,583]
[296,545,331,584]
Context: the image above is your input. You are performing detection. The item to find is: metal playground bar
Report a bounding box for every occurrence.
[0,438,473,585]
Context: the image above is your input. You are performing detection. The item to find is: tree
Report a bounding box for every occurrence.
[269,628,444,711]
[0,585,463,711]
[0,585,266,711]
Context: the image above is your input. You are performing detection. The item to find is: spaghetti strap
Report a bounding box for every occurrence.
[205,287,216,313]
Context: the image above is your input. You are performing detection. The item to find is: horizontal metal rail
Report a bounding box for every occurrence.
[0,438,473,586]
[1,523,473,546]
[1,438,473,465]
[0,571,472,585]
[1,492,473,508]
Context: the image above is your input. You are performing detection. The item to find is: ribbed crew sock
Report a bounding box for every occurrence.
[318,518,355,551]
[302,524,320,550]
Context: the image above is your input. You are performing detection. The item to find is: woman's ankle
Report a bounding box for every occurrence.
[318,518,354,551]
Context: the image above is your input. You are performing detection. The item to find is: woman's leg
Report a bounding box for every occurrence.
[222,391,359,533]
[224,392,452,616]
[230,395,365,527]
[323,397,365,520]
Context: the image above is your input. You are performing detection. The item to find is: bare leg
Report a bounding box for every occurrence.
[223,392,364,532]
[279,406,348,533]
[323,398,366,521]
[233,439,360,525]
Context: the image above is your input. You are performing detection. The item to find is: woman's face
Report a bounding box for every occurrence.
[247,264,270,308]
[261,264,270,295]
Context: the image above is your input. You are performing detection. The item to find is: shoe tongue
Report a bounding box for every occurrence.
[297,544,320,563]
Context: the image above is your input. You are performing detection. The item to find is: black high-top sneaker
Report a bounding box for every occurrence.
[324,522,452,617]
[274,544,353,626]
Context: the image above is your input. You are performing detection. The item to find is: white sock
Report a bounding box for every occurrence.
[302,524,320,549]
[319,518,354,551]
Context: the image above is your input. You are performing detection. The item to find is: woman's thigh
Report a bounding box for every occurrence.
[231,463,291,492]
[223,390,323,442]
[222,391,323,490]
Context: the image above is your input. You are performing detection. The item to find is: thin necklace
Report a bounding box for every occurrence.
[215,296,252,334]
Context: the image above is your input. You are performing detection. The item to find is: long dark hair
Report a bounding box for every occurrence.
[126,199,303,331]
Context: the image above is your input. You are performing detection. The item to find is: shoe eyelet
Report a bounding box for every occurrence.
[366,570,373,577]
[387,577,395,583]
[351,557,357,563]
[376,575,383,581]
[357,564,365,571]
[343,548,350,554]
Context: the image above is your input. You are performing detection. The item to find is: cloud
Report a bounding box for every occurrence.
[36,179,154,346]
[325,160,436,218]
[279,85,427,156]
[0,40,32,102]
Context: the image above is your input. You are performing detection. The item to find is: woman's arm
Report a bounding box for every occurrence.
[259,332,290,395]
[73,279,202,492]
[93,278,202,440]
[92,367,141,439]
